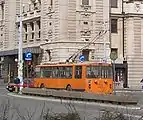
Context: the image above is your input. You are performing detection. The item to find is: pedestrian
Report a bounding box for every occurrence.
[140,78,143,89]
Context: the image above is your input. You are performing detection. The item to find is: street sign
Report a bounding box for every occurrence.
[110,49,118,61]
[25,52,32,61]
[79,55,85,62]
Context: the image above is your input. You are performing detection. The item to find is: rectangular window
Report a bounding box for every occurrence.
[35,67,41,78]
[50,0,53,6]
[111,19,118,33]
[38,31,41,38]
[82,49,89,61]
[30,22,34,31]
[86,66,112,78]
[111,0,118,8]
[25,34,28,40]
[101,66,112,78]
[1,4,4,20]
[86,66,100,78]
[37,21,41,29]
[23,24,27,32]
[75,66,82,79]
[41,67,52,78]
[32,33,34,39]
[41,66,72,78]
[82,0,89,5]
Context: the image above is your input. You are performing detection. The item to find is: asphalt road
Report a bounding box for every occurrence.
[0,86,143,120]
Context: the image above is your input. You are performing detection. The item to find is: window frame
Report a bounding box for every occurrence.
[35,67,41,78]
[82,0,89,6]
[111,19,118,33]
[101,66,113,79]
[111,0,118,8]
[86,65,100,78]
[40,66,73,79]
[86,65,113,79]
[74,66,82,79]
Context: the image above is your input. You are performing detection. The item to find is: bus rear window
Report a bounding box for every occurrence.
[101,66,112,78]
[86,66,112,78]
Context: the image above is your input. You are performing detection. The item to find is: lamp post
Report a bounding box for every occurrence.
[18,0,23,94]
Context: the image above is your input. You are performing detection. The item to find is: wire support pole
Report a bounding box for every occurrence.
[18,0,23,94]
[103,22,107,62]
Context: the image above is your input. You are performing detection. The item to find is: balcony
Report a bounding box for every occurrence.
[16,9,41,23]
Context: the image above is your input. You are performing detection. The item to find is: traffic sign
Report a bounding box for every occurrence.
[110,49,118,61]
[79,55,85,62]
[25,52,32,61]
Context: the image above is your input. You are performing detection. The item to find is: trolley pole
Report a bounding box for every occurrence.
[18,0,23,94]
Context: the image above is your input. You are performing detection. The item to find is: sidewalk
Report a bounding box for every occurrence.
[116,88,142,92]
[0,78,7,86]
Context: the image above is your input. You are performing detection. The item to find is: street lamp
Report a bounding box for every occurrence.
[18,0,23,94]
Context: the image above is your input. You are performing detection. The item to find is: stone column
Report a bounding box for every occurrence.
[34,21,38,41]
[27,23,31,42]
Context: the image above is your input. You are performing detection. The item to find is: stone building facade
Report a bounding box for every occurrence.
[1,0,142,89]
[40,0,110,63]
[0,0,42,82]
[0,0,111,83]
[111,0,143,88]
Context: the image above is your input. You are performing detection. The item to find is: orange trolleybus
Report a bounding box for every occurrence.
[33,62,113,94]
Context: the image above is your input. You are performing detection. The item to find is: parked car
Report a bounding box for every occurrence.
[6,78,34,92]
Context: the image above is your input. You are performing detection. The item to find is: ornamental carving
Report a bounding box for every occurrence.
[31,0,41,3]
[135,3,141,12]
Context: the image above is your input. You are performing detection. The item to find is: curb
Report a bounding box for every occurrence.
[22,88,139,105]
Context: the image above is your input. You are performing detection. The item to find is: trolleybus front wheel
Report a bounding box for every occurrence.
[40,83,45,88]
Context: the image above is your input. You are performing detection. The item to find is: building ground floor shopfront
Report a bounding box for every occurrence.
[0,46,42,83]
[114,61,128,88]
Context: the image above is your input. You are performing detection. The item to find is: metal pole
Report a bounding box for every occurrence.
[18,0,23,94]
[8,64,10,83]
[113,60,116,94]
[103,22,107,62]
[122,0,125,58]
[26,62,29,87]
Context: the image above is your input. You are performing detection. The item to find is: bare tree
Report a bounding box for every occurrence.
[0,98,143,120]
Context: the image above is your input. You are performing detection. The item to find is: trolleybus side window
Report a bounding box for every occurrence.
[75,66,82,79]
[35,67,41,77]
[41,66,72,78]
[57,66,72,78]
[41,67,52,78]
[86,66,99,78]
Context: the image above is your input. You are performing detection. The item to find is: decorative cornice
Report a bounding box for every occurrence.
[124,0,143,3]
[111,13,143,18]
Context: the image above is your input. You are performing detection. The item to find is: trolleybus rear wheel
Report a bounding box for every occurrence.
[66,85,72,91]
